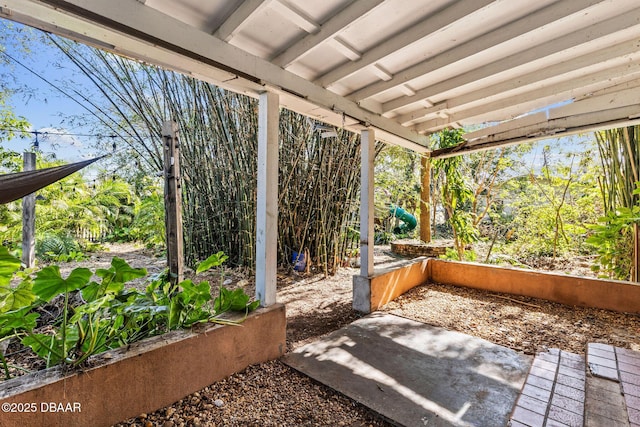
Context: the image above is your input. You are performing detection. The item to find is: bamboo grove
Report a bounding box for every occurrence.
[52,37,366,272]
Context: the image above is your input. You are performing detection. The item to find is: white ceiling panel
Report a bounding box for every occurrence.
[3,0,640,156]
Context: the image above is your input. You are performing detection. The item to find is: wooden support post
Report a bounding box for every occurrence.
[360,129,375,277]
[162,121,184,286]
[420,155,432,243]
[255,91,279,307]
[22,151,36,268]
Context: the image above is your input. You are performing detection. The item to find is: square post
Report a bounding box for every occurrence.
[360,128,375,277]
[255,91,279,306]
[162,120,184,286]
[420,155,432,243]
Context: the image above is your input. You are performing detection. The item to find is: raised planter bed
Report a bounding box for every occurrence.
[0,303,286,427]
[355,258,640,315]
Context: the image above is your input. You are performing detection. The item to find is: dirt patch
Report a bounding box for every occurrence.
[55,242,167,289]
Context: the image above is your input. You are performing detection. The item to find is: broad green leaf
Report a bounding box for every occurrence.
[213,287,233,313]
[82,279,125,302]
[168,298,184,330]
[196,251,228,274]
[0,308,39,335]
[228,288,250,311]
[33,266,92,302]
[22,333,62,365]
[0,278,36,313]
[180,280,211,306]
[109,257,147,283]
[183,308,210,327]
[0,246,21,287]
[69,295,114,323]
[22,325,79,367]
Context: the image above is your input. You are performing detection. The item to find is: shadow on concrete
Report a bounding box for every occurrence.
[283,313,532,427]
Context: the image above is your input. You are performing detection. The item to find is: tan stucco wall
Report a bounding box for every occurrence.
[429,260,640,314]
[0,303,286,427]
[368,258,430,311]
[358,258,640,315]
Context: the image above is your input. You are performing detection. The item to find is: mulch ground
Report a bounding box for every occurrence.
[3,244,639,426]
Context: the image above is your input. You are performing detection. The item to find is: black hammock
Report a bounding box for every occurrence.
[0,156,105,204]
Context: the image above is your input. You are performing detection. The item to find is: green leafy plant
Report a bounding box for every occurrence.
[44,251,88,263]
[587,205,640,280]
[432,129,478,259]
[0,247,259,379]
[439,247,477,262]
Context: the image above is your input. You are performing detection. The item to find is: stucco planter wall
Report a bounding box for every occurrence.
[354,258,640,315]
[0,303,286,427]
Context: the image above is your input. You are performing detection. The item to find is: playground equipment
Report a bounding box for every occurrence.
[389,204,417,234]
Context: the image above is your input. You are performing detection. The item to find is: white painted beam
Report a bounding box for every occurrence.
[413,61,640,133]
[431,105,640,158]
[382,26,640,114]
[360,128,375,277]
[272,0,384,68]
[14,0,425,148]
[548,87,640,120]
[255,91,279,307]
[395,37,640,125]
[315,0,494,87]
[463,112,547,142]
[372,64,392,82]
[328,37,361,61]
[271,0,319,34]
[349,0,631,102]
[397,102,447,126]
[214,0,270,42]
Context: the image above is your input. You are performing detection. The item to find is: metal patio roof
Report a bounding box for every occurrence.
[3,0,640,156]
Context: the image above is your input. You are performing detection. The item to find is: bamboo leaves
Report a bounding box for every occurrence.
[50,37,364,273]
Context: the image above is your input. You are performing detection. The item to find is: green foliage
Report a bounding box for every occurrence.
[592,127,640,279]
[129,187,165,249]
[440,248,477,262]
[196,251,229,274]
[36,233,80,259]
[32,266,92,302]
[375,145,421,215]
[492,139,601,261]
[0,145,165,254]
[0,249,258,379]
[587,206,639,280]
[432,129,478,259]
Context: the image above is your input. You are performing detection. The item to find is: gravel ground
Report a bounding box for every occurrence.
[382,282,640,355]
[113,265,392,427]
[113,267,640,426]
[6,243,639,426]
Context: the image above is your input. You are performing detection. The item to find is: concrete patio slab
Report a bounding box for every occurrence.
[283,312,531,427]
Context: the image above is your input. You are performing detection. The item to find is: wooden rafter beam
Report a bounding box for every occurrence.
[431,104,640,159]
[213,0,270,42]
[413,61,640,133]
[9,0,427,149]
[349,0,635,103]
[271,0,383,68]
[314,0,494,88]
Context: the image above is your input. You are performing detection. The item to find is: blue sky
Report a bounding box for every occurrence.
[0,20,102,164]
